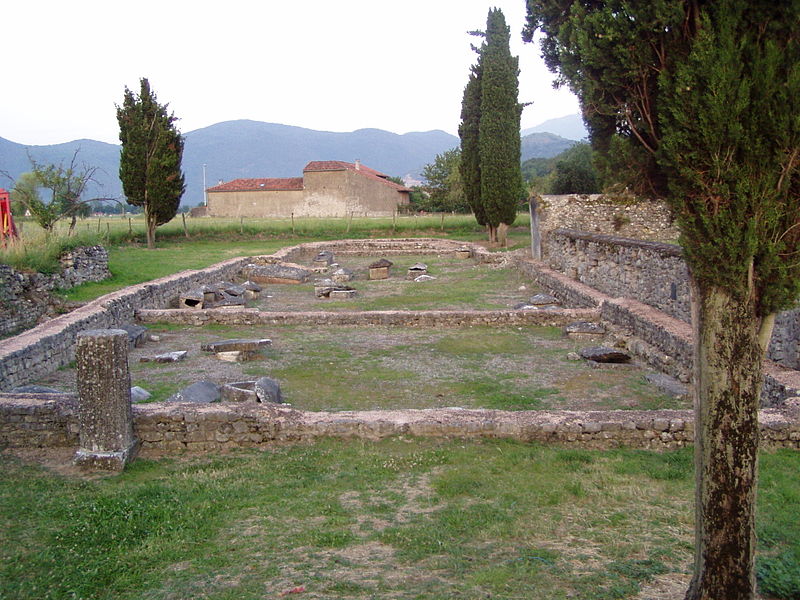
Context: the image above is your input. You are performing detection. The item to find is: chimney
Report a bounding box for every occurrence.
[354,159,361,170]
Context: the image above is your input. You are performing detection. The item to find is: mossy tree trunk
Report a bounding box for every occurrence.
[686,274,772,600]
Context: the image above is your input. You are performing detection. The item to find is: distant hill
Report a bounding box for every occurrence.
[522,113,588,141]
[1,119,579,208]
[521,131,576,161]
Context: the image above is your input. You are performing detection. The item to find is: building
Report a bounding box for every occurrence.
[206,160,410,218]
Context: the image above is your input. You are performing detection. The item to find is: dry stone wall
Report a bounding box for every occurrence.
[543,229,800,370]
[3,393,799,453]
[537,195,680,242]
[0,246,110,338]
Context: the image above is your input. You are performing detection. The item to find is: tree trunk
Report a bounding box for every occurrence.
[488,224,498,243]
[685,275,767,600]
[144,206,156,249]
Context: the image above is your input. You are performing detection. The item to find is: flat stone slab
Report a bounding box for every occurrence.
[119,324,148,348]
[579,346,632,363]
[200,338,272,353]
[140,351,188,363]
[564,321,605,335]
[243,262,311,284]
[330,289,357,299]
[167,380,220,403]
[413,274,436,282]
[529,293,560,306]
[221,377,283,403]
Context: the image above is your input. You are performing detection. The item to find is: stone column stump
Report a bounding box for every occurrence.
[74,329,139,471]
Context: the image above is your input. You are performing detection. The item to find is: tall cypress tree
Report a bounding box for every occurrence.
[117,78,185,249]
[459,8,522,243]
[459,63,485,227]
[479,8,521,243]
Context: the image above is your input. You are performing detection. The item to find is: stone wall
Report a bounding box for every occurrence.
[537,195,680,242]
[0,239,487,392]
[543,229,800,370]
[0,246,110,338]
[2,393,798,453]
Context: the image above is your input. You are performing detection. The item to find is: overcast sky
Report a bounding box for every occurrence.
[3,0,580,146]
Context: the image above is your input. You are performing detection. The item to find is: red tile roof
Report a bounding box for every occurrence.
[303,161,410,192]
[207,178,304,192]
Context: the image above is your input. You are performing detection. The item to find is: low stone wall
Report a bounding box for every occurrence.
[517,257,800,407]
[0,256,250,391]
[136,307,599,328]
[0,239,493,392]
[543,229,800,370]
[538,195,680,242]
[0,246,110,338]
[2,393,798,453]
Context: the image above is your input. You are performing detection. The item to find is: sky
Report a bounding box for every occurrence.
[2,0,580,146]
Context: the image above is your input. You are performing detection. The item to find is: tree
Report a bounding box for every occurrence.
[524,2,800,599]
[117,78,185,249]
[30,150,97,234]
[5,151,97,233]
[549,142,599,195]
[459,62,485,226]
[479,8,522,243]
[460,9,523,243]
[421,148,468,212]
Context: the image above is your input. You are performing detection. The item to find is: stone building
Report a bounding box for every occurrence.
[206,160,410,218]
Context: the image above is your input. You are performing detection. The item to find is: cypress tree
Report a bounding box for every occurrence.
[117,78,185,249]
[478,8,521,243]
[459,64,485,226]
[525,2,800,598]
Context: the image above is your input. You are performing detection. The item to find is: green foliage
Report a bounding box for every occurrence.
[459,63,485,225]
[9,172,40,218]
[478,8,522,234]
[117,78,186,249]
[525,0,800,315]
[550,142,600,194]
[420,148,469,212]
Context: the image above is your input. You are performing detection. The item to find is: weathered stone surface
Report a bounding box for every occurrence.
[130,386,152,403]
[456,247,472,259]
[242,262,311,284]
[200,339,271,353]
[407,263,428,279]
[369,258,393,269]
[331,267,354,284]
[414,275,436,282]
[140,351,188,363]
[529,293,560,306]
[313,251,334,267]
[179,288,206,309]
[167,381,220,403]
[10,385,61,394]
[564,321,605,335]
[644,372,689,398]
[74,329,138,471]
[119,324,148,348]
[579,346,632,363]
[330,289,357,299]
[220,381,257,402]
[254,377,283,404]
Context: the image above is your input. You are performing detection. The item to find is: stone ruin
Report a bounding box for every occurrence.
[179,280,262,309]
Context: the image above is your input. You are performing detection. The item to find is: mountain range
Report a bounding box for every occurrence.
[0,115,585,208]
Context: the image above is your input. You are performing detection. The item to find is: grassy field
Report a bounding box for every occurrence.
[1,440,798,600]
[1,213,532,303]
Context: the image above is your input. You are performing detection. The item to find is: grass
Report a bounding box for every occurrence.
[1,440,797,599]
[2,213,532,281]
[29,323,685,411]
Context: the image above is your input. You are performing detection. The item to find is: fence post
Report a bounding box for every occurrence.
[74,329,138,471]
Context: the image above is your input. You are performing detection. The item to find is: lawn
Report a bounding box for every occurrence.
[1,440,797,599]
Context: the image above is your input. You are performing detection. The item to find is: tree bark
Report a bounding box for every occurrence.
[685,275,767,600]
[144,206,156,249]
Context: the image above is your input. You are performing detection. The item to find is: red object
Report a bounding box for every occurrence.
[0,189,18,245]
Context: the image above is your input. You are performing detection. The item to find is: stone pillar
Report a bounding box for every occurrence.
[74,329,139,471]
[530,195,542,261]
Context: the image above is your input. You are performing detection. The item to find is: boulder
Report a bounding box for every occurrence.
[644,373,689,398]
[167,381,220,403]
[579,346,632,363]
[130,386,152,403]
